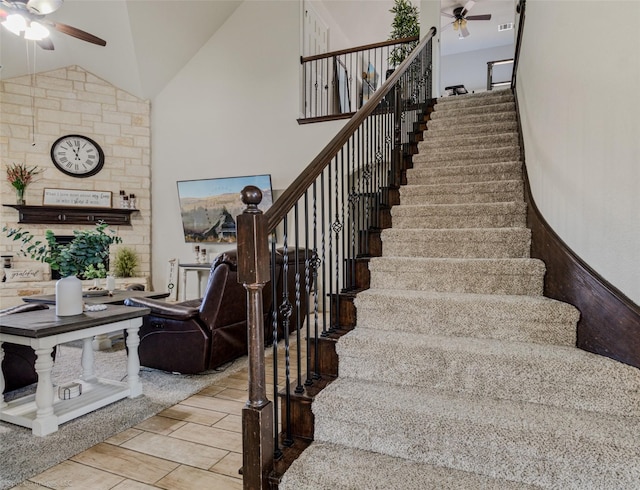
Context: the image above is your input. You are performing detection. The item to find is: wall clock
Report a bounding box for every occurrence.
[51,134,105,178]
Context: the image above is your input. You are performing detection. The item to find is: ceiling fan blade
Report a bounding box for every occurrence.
[461,0,475,17]
[48,21,106,46]
[461,24,470,37]
[441,11,455,18]
[36,36,54,50]
[441,21,454,32]
[466,14,492,21]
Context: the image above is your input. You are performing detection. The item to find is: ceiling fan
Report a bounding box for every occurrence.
[442,0,492,38]
[0,0,106,50]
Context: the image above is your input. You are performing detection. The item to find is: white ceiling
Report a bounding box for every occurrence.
[0,0,515,100]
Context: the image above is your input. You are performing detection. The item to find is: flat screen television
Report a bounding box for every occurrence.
[176,174,273,243]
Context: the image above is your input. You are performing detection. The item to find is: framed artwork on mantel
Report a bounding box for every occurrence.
[176,174,273,243]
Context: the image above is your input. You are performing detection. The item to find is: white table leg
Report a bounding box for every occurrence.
[81,337,96,380]
[32,346,57,436]
[0,343,6,409]
[125,327,142,398]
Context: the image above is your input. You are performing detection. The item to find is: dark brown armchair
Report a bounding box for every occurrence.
[124,248,309,374]
[1,303,53,393]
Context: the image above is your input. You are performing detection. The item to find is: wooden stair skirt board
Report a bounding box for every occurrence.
[525,179,640,369]
[343,257,371,290]
[278,376,335,441]
[328,292,357,328]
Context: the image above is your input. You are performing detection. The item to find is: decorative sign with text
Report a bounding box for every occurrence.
[4,268,44,282]
[43,188,112,208]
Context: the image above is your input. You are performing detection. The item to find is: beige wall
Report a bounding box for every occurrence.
[517,0,640,305]
[0,66,151,307]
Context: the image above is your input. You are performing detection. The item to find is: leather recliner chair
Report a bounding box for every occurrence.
[124,248,309,374]
[1,303,54,393]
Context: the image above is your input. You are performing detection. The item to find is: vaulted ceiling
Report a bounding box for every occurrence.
[0,0,515,100]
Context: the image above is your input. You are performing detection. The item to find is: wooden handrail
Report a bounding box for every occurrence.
[265,27,437,233]
[511,0,527,90]
[301,36,419,63]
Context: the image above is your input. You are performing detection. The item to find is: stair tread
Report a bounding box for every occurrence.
[311,379,640,487]
[280,441,534,490]
[314,377,640,461]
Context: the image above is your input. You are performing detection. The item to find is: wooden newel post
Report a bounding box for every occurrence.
[237,185,274,490]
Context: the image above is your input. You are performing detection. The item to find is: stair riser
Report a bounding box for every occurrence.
[419,134,519,152]
[381,230,531,259]
[413,147,521,164]
[369,269,544,295]
[392,214,526,229]
[355,306,576,346]
[436,94,514,109]
[424,121,518,138]
[406,171,522,185]
[400,191,523,205]
[427,112,516,129]
[406,162,522,185]
[431,102,516,119]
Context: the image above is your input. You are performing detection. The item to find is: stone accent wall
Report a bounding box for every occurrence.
[0,66,151,308]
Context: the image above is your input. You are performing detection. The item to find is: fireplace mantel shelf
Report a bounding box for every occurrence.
[3,204,138,226]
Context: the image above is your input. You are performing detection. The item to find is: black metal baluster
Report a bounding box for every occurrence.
[271,238,281,459]
[294,203,303,395]
[312,180,321,379]
[320,169,327,336]
[280,214,293,447]
[304,191,313,386]
[333,156,342,329]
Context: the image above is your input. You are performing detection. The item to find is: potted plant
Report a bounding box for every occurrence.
[388,0,420,68]
[6,163,42,206]
[113,247,139,278]
[2,222,122,316]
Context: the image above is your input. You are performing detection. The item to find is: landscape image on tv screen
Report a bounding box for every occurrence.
[176,174,273,243]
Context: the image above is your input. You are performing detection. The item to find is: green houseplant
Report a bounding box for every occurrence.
[113,247,139,278]
[2,221,122,279]
[388,0,420,67]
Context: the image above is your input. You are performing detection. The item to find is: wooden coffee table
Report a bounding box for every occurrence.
[22,289,170,306]
[0,304,150,436]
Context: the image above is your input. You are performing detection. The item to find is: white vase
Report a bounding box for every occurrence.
[56,275,83,316]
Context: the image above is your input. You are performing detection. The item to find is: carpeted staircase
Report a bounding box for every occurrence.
[280,89,640,488]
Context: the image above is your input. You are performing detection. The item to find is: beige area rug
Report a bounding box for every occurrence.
[0,340,250,490]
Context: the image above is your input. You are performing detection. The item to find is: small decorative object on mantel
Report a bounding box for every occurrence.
[6,163,42,206]
[1,255,12,268]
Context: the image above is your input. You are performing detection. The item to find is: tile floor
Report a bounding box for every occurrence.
[10,346,301,490]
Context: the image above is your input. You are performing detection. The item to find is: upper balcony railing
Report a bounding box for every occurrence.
[299,36,420,123]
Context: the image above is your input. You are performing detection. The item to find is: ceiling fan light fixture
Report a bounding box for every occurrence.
[2,13,27,35]
[26,0,64,15]
[24,21,50,40]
